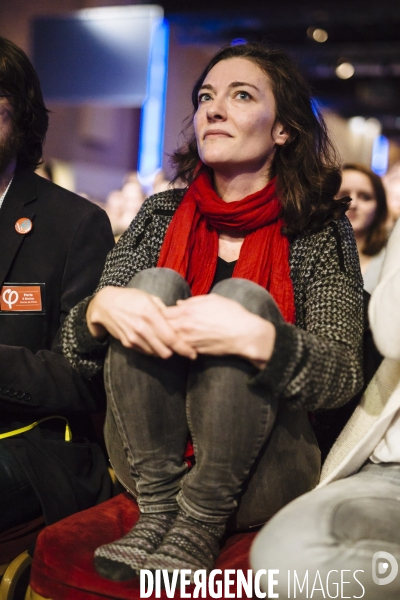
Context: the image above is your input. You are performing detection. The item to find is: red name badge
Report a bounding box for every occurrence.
[0,285,42,312]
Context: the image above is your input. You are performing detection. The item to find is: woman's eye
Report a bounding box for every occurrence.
[359,193,374,201]
[198,93,212,103]
[236,91,251,100]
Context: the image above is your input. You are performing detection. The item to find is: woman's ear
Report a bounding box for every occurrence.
[273,121,290,146]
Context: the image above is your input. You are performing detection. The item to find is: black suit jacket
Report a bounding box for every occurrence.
[0,169,114,420]
[0,169,115,524]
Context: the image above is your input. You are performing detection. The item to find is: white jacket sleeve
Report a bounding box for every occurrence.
[369,218,400,359]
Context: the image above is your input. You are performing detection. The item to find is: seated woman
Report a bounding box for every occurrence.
[339,163,388,294]
[62,42,363,581]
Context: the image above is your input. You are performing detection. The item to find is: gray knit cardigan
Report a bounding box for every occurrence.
[62,188,364,411]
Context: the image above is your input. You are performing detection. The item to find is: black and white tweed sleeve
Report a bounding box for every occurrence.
[61,190,182,378]
[252,217,364,411]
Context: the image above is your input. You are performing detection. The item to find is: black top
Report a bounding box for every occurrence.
[211,256,237,288]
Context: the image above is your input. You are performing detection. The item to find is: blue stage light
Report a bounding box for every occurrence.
[231,38,247,46]
[371,135,389,176]
[138,18,169,187]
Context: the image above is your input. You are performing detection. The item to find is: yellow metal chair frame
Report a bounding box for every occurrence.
[0,552,32,600]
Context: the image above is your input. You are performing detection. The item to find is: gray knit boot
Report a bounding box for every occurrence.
[94,511,178,581]
[144,509,226,579]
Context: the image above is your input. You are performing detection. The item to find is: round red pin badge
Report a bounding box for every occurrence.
[15,218,33,235]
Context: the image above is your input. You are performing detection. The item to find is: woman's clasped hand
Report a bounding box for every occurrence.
[87,286,195,359]
[164,294,276,363]
[87,286,275,364]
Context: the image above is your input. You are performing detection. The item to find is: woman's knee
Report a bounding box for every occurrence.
[211,278,285,324]
[250,490,336,597]
[126,267,191,306]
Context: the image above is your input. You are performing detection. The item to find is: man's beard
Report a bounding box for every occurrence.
[0,127,20,175]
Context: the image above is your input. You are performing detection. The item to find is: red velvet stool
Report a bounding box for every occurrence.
[29,493,257,600]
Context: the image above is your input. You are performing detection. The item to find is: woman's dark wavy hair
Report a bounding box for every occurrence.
[342,163,388,256]
[0,36,49,170]
[171,42,348,236]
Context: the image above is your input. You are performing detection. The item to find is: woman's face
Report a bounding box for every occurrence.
[193,57,288,178]
[340,169,378,236]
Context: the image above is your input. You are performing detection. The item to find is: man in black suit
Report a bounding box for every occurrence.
[0,37,115,531]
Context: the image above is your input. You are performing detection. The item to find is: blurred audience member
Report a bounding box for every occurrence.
[119,179,145,232]
[122,170,140,186]
[383,162,400,228]
[152,169,171,195]
[104,189,125,237]
[104,174,149,237]
[339,163,388,294]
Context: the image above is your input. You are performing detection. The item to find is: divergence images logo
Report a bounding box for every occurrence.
[372,551,398,586]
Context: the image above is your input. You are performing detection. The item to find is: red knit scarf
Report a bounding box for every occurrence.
[157,170,295,323]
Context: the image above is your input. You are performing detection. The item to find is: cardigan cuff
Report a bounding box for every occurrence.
[250,322,299,396]
[74,297,110,354]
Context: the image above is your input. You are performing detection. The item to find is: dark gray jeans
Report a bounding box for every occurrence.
[104,268,320,530]
[251,462,400,599]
